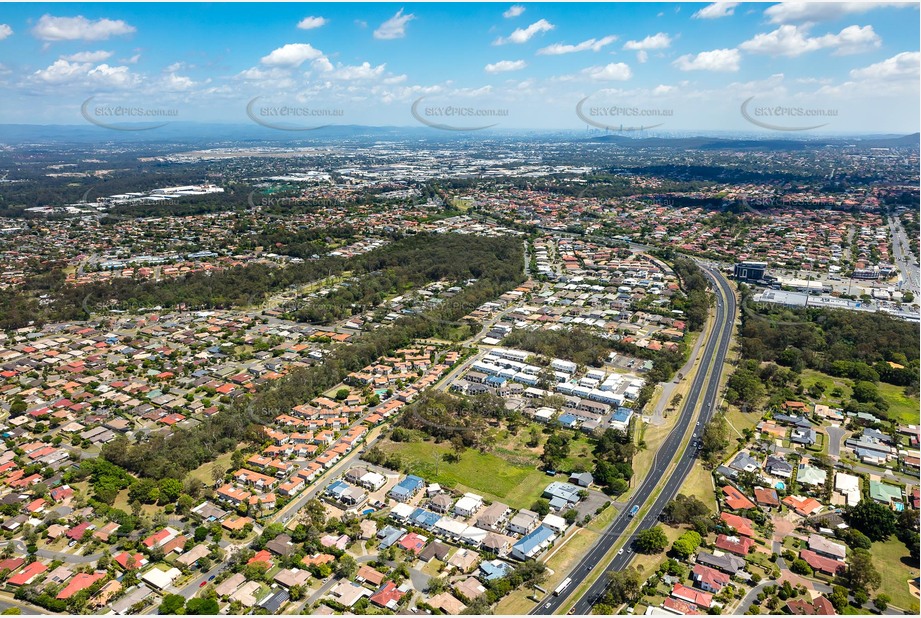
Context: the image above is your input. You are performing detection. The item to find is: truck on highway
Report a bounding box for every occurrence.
[629,504,639,518]
[554,577,572,596]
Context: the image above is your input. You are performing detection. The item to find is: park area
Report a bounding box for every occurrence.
[375,423,595,510]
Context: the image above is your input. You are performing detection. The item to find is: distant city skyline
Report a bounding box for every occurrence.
[0,2,918,132]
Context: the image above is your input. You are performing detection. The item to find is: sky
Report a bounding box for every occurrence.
[0,2,918,134]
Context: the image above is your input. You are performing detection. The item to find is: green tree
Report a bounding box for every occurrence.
[530,499,551,517]
[828,586,849,612]
[663,494,710,525]
[158,593,186,615]
[845,501,897,542]
[700,414,730,465]
[671,531,702,559]
[185,597,219,615]
[789,559,813,576]
[335,554,358,579]
[605,568,643,605]
[635,526,669,554]
[873,594,890,611]
[846,548,881,592]
[158,478,183,504]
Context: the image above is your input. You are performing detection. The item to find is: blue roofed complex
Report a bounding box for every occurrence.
[511,526,557,560]
[389,475,425,502]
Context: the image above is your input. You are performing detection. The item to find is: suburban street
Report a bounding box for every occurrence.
[531,265,738,615]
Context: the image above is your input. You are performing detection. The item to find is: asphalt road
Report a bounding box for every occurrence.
[531,265,737,615]
[890,218,920,294]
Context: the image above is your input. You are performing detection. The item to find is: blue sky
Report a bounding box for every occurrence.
[0,2,918,133]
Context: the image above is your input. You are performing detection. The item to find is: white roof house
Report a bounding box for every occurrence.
[834,472,861,506]
[454,493,484,517]
[541,514,568,533]
[142,567,182,590]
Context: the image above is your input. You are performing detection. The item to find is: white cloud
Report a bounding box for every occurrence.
[31,59,89,83]
[485,59,527,73]
[32,14,135,41]
[494,19,554,45]
[297,16,328,30]
[693,3,739,19]
[30,58,136,88]
[123,53,141,64]
[636,50,649,64]
[329,61,387,80]
[673,48,741,72]
[62,50,113,62]
[582,62,633,81]
[537,35,617,55]
[764,2,910,25]
[0,24,12,40]
[623,32,672,51]
[849,51,920,81]
[503,5,526,19]
[374,9,415,40]
[161,72,197,91]
[260,43,325,67]
[740,24,880,57]
[85,63,136,88]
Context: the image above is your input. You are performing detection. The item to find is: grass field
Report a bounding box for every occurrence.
[188,451,234,486]
[378,439,549,509]
[629,524,685,577]
[871,537,920,613]
[724,403,760,441]
[678,461,717,511]
[876,382,921,425]
[800,368,920,426]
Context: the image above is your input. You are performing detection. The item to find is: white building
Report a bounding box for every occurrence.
[142,567,182,590]
[454,493,484,518]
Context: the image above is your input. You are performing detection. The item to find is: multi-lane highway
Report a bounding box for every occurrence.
[890,217,920,296]
[531,264,737,616]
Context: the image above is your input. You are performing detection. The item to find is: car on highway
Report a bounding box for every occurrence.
[617,548,624,556]
[199,581,207,587]
[208,575,216,581]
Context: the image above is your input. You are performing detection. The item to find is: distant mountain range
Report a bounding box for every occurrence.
[0,122,917,150]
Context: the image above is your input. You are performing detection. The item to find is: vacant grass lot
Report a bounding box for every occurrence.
[678,461,717,511]
[876,382,921,426]
[799,369,919,425]
[378,439,550,509]
[871,537,920,613]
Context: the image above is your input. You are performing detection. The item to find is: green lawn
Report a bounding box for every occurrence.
[678,463,717,511]
[876,382,921,425]
[800,369,853,407]
[800,368,919,426]
[379,439,550,509]
[871,537,920,613]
